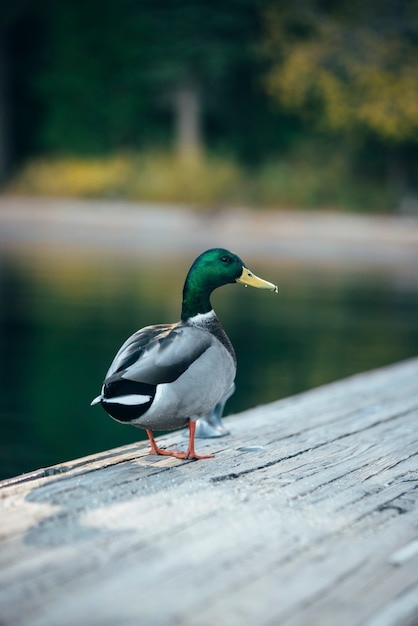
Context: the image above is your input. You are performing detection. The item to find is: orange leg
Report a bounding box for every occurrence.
[146,429,183,457]
[146,422,214,460]
[182,421,215,460]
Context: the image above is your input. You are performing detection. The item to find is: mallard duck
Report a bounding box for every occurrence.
[91,248,277,460]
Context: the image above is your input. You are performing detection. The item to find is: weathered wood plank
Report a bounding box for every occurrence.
[0,358,417,626]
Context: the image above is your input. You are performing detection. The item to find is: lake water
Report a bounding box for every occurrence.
[1,245,417,480]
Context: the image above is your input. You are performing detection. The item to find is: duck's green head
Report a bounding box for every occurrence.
[181,248,277,321]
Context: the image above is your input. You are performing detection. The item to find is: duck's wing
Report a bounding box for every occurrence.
[104,323,212,386]
[94,323,213,424]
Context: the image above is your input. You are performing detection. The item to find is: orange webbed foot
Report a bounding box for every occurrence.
[146,422,214,461]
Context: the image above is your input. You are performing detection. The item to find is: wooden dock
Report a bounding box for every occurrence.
[1,357,418,626]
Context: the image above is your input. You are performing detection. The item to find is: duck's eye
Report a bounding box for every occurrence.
[221,256,231,264]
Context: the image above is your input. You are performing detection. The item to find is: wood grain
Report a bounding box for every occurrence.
[1,358,417,626]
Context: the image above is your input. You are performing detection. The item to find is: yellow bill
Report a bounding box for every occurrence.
[236,266,278,293]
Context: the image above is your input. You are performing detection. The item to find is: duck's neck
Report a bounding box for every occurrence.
[181,279,236,363]
[181,284,212,322]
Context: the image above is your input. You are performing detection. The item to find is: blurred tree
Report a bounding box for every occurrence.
[138,0,262,159]
[15,0,261,158]
[262,0,418,143]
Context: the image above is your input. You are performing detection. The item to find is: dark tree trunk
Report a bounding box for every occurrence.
[0,30,12,184]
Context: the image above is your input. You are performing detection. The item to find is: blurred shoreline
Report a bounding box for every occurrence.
[1,195,417,275]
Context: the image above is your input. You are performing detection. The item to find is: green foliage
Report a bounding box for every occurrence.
[9,152,242,205]
[23,0,261,154]
[9,148,397,212]
[263,0,418,142]
[32,0,156,153]
[7,0,418,209]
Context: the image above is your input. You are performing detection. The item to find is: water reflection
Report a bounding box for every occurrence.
[1,247,417,480]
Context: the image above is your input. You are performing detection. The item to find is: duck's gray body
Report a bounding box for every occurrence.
[94,310,236,432]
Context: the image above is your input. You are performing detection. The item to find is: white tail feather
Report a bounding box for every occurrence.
[102,394,152,406]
